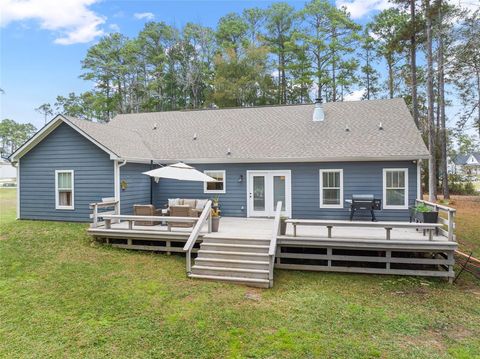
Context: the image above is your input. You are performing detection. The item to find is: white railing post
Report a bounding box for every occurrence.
[268,201,283,288]
[91,204,98,228]
[448,210,455,242]
[183,200,212,276]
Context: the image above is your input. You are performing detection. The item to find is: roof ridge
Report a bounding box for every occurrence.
[112,98,404,118]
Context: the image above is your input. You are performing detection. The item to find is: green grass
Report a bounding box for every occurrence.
[1,189,480,358]
[439,196,480,258]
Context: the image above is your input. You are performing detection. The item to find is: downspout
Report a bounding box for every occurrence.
[114,159,127,214]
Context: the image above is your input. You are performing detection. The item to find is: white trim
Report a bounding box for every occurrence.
[319,169,344,209]
[246,170,292,218]
[16,159,20,219]
[383,168,409,210]
[203,170,226,194]
[9,115,120,162]
[416,159,422,200]
[55,170,75,210]
[114,160,127,213]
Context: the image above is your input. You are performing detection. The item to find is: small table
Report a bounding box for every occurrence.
[161,209,169,226]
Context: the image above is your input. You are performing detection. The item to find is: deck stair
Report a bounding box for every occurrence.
[190,236,271,288]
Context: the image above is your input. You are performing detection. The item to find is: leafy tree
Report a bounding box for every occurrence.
[370,8,408,99]
[242,7,265,46]
[216,13,248,56]
[456,133,480,155]
[81,32,130,120]
[300,0,360,102]
[35,103,53,124]
[450,9,480,137]
[264,2,297,104]
[0,119,37,157]
[357,29,381,100]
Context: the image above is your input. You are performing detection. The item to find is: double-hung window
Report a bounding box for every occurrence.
[319,169,343,208]
[55,170,74,210]
[383,168,408,209]
[204,170,226,194]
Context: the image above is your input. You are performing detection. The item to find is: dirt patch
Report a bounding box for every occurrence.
[400,330,447,352]
[244,289,262,302]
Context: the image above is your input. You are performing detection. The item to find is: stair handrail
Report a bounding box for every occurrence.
[183,200,212,275]
[268,201,283,287]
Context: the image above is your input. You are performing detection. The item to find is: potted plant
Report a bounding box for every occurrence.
[211,207,221,232]
[414,203,439,223]
[280,216,288,235]
[212,195,219,210]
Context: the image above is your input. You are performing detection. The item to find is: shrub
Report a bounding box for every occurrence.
[448,174,479,195]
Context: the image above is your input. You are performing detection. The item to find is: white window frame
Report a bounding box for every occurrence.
[319,169,343,209]
[55,170,75,210]
[203,170,226,194]
[383,168,408,210]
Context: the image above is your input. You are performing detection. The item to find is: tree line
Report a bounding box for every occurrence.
[10,1,480,200]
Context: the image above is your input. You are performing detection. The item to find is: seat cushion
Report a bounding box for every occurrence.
[168,198,181,206]
[183,199,196,208]
[196,199,208,210]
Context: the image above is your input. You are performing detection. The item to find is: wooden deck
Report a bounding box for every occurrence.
[88,216,457,282]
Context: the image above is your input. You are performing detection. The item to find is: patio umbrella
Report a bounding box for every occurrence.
[142,162,217,182]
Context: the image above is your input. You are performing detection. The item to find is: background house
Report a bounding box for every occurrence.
[0,158,16,187]
[448,152,480,176]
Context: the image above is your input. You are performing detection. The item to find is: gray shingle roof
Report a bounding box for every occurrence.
[64,116,154,160]
[453,152,480,165]
[68,98,430,163]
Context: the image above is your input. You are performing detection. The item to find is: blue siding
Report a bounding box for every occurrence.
[153,161,417,221]
[119,162,152,214]
[19,123,114,221]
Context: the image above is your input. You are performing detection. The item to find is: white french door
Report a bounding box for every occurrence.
[247,170,291,218]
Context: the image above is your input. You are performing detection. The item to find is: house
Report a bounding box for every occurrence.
[449,152,480,176]
[0,158,17,187]
[9,98,429,222]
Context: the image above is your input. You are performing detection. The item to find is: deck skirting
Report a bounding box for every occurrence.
[275,238,456,279]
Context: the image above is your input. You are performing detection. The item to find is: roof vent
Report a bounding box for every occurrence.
[227,148,231,155]
[153,123,158,130]
[345,124,350,132]
[312,98,325,122]
[193,133,197,140]
[378,122,383,130]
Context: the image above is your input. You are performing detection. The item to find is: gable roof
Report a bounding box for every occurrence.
[453,152,480,165]
[10,98,429,164]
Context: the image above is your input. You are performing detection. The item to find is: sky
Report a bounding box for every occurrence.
[0,0,477,131]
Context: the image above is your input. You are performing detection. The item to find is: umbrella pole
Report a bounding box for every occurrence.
[150,160,153,205]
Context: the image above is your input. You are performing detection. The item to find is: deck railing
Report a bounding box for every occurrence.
[101,215,198,230]
[268,201,283,287]
[183,200,212,275]
[285,219,443,241]
[89,198,119,228]
[415,199,456,242]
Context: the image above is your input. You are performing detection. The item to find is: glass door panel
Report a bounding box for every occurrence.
[273,175,286,211]
[253,176,265,211]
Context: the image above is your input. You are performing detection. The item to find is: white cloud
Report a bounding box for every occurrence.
[336,0,391,19]
[0,0,105,45]
[109,23,120,32]
[343,89,365,101]
[337,0,478,19]
[134,12,155,21]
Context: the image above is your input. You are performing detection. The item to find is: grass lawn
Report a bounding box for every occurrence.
[438,195,480,259]
[1,188,479,358]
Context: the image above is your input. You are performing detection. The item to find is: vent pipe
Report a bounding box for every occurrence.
[312,98,325,122]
